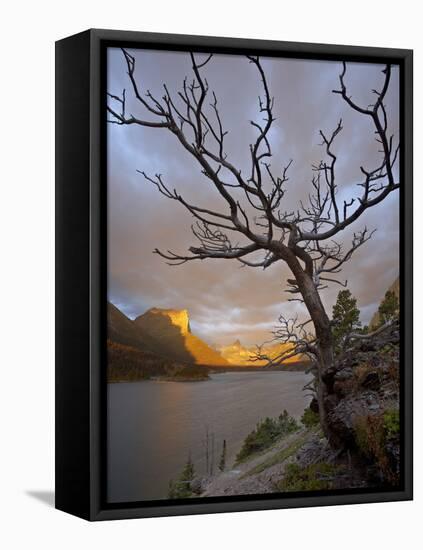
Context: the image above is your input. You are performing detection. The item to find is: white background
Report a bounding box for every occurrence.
[0,1,420,548]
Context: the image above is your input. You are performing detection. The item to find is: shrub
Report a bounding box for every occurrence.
[277,462,339,492]
[301,407,320,428]
[354,409,400,484]
[384,409,400,439]
[236,410,299,463]
[387,361,400,387]
[355,414,385,458]
[354,363,374,385]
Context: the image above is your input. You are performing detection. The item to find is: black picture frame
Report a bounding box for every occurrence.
[55,28,413,521]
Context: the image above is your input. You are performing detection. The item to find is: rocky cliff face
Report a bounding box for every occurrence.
[140,308,191,335]
[322,321,400,486]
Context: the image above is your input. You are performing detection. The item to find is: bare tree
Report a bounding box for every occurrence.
[108,50,399,441]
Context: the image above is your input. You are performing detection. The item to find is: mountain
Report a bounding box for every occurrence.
[217,339,303,366]
[108,302,228,366]
[369,276,400,329]
[107,301,159,353]
[108,303,304,367]
[134,307,229,366]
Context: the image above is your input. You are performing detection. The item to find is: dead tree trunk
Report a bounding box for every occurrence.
[287,257,334,440]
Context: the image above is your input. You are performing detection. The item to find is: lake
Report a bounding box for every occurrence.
[107,371,312,502]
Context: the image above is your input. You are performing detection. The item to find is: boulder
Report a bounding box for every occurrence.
[190,477,209,495]
[360,371,380,390]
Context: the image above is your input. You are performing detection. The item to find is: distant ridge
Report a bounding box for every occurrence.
[217,339,303,366]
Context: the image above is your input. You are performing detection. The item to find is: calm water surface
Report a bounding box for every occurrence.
[107,371,312,502]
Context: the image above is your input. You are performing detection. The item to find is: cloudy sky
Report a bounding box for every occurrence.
[107,47,399,347]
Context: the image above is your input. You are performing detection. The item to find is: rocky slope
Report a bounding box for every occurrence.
[189,321,400,497]
[196,426,366,497]
[322,321,400,485]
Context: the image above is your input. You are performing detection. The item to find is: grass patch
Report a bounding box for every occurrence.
[235,410,299,464]
[384,409,400,438]
[242,431,309,478]
[276,462,340,492]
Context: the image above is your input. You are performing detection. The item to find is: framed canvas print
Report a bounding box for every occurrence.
[55,29,413,521]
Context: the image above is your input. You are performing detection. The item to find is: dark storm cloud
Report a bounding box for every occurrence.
[107,48,399,345]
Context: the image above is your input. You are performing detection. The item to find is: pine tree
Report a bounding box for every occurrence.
[378,290,399,325]
[168,455,195,499]
[180,455,195,484]
[332,289,361,352]
[218,439,227,472]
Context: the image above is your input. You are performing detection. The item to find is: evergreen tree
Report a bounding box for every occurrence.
[378,290,399,325]
[168,455,195,499]
[218,439,227,472]
[181,455,195,483]
[332,289,361,352]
